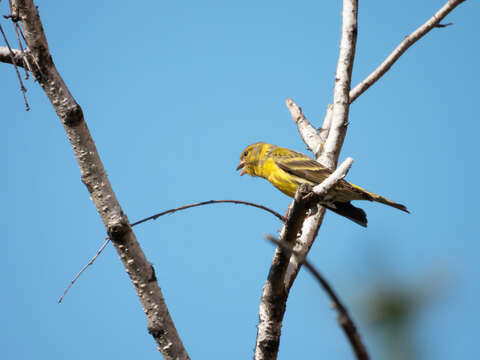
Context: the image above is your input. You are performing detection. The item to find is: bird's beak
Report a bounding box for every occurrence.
[236,161,247,176]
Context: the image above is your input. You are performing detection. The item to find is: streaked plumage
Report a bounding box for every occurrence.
[236,142,409,227]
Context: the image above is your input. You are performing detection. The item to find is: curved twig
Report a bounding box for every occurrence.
[59,199,285,303]
[131,199,285,227]
[0,23,29,110]
[58,237,110,303]
[13,22,31,79]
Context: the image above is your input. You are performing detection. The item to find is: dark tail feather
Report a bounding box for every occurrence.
[325,202,367,227]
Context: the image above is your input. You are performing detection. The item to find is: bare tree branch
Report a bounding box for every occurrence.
[0,25,29,109]
[319,0,358,171]
[312,157,353,196]
[13,22,31,79]
[284,207,326,288]
[58,237,110,303]
[349,0,466,103]
[279,1,466,357]
[286,97,322,155]
[255,189,310,360]
[284,158,354,289]
[254,156,355,360]
[265,235,369,360]
[0,45,24,64]
[58,199,286,303]
[285,0,359,293]
[131,199,286,226]
[318,103,333,149]
[285,0,465,294]
[8,1,189,358]
[255,2,359,359]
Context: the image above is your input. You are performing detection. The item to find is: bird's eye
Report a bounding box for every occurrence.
[243,151,248,157]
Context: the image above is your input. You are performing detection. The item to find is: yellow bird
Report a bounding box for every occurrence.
[236,142,408,227]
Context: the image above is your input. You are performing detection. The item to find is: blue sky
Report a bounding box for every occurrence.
[1,1,478,359]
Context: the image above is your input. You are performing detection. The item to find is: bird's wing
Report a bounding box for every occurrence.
[272,148,332,185]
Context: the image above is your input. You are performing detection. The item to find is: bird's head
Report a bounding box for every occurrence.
[236,142,266,176]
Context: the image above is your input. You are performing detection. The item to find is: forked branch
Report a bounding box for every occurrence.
[349,0,466,103]
[254,155,356,360]
[276,1,465,359]
[266,235,369,360]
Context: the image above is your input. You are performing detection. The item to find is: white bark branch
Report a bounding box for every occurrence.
[286,98,322,154]
[261,0,466,358]
[349,0,466,103]
[285,0,465,292]
[318,104,333,148]
[254,157,355,360]
[8,1,189,359]
[266,235,369,360]
[319,0,358,171]
[286,0,359,291]
[284,158,353,289]
[255,189,310,360]
[313,157,353,196]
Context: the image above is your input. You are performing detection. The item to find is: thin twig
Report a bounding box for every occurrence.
[59,199,285,303]
[435,22,453,28]
[15,22,34,70]
[349,0,466,103]
[131,200,285,226]
[13,22,29,79]
[58,237,110,303]
[0,23,29,110]
[265,235,369,360]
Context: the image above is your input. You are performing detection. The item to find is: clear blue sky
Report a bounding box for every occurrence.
[2,1,478,359]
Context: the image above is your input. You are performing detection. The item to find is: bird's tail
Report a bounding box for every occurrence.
[349,184,409,213]
[325,202,368,227]
[366,191,409,213]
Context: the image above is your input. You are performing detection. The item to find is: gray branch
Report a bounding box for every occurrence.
[254,157,355,360]
[349,0,466,103]
[266,235,369,360]
[319,0,358,171]
[313,157,353,195]
[280,1,466,358]
[0,46,26,66]
[284,0,359,291]
[286,97,322,155]
[285,0,466,293]
[255,2,359,360]
[8,1,189,359]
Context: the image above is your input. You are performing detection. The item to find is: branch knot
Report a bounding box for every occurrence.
[63,104,84,127]
[107,217,131,243]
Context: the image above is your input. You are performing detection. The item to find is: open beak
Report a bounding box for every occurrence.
[236,161,247,176]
